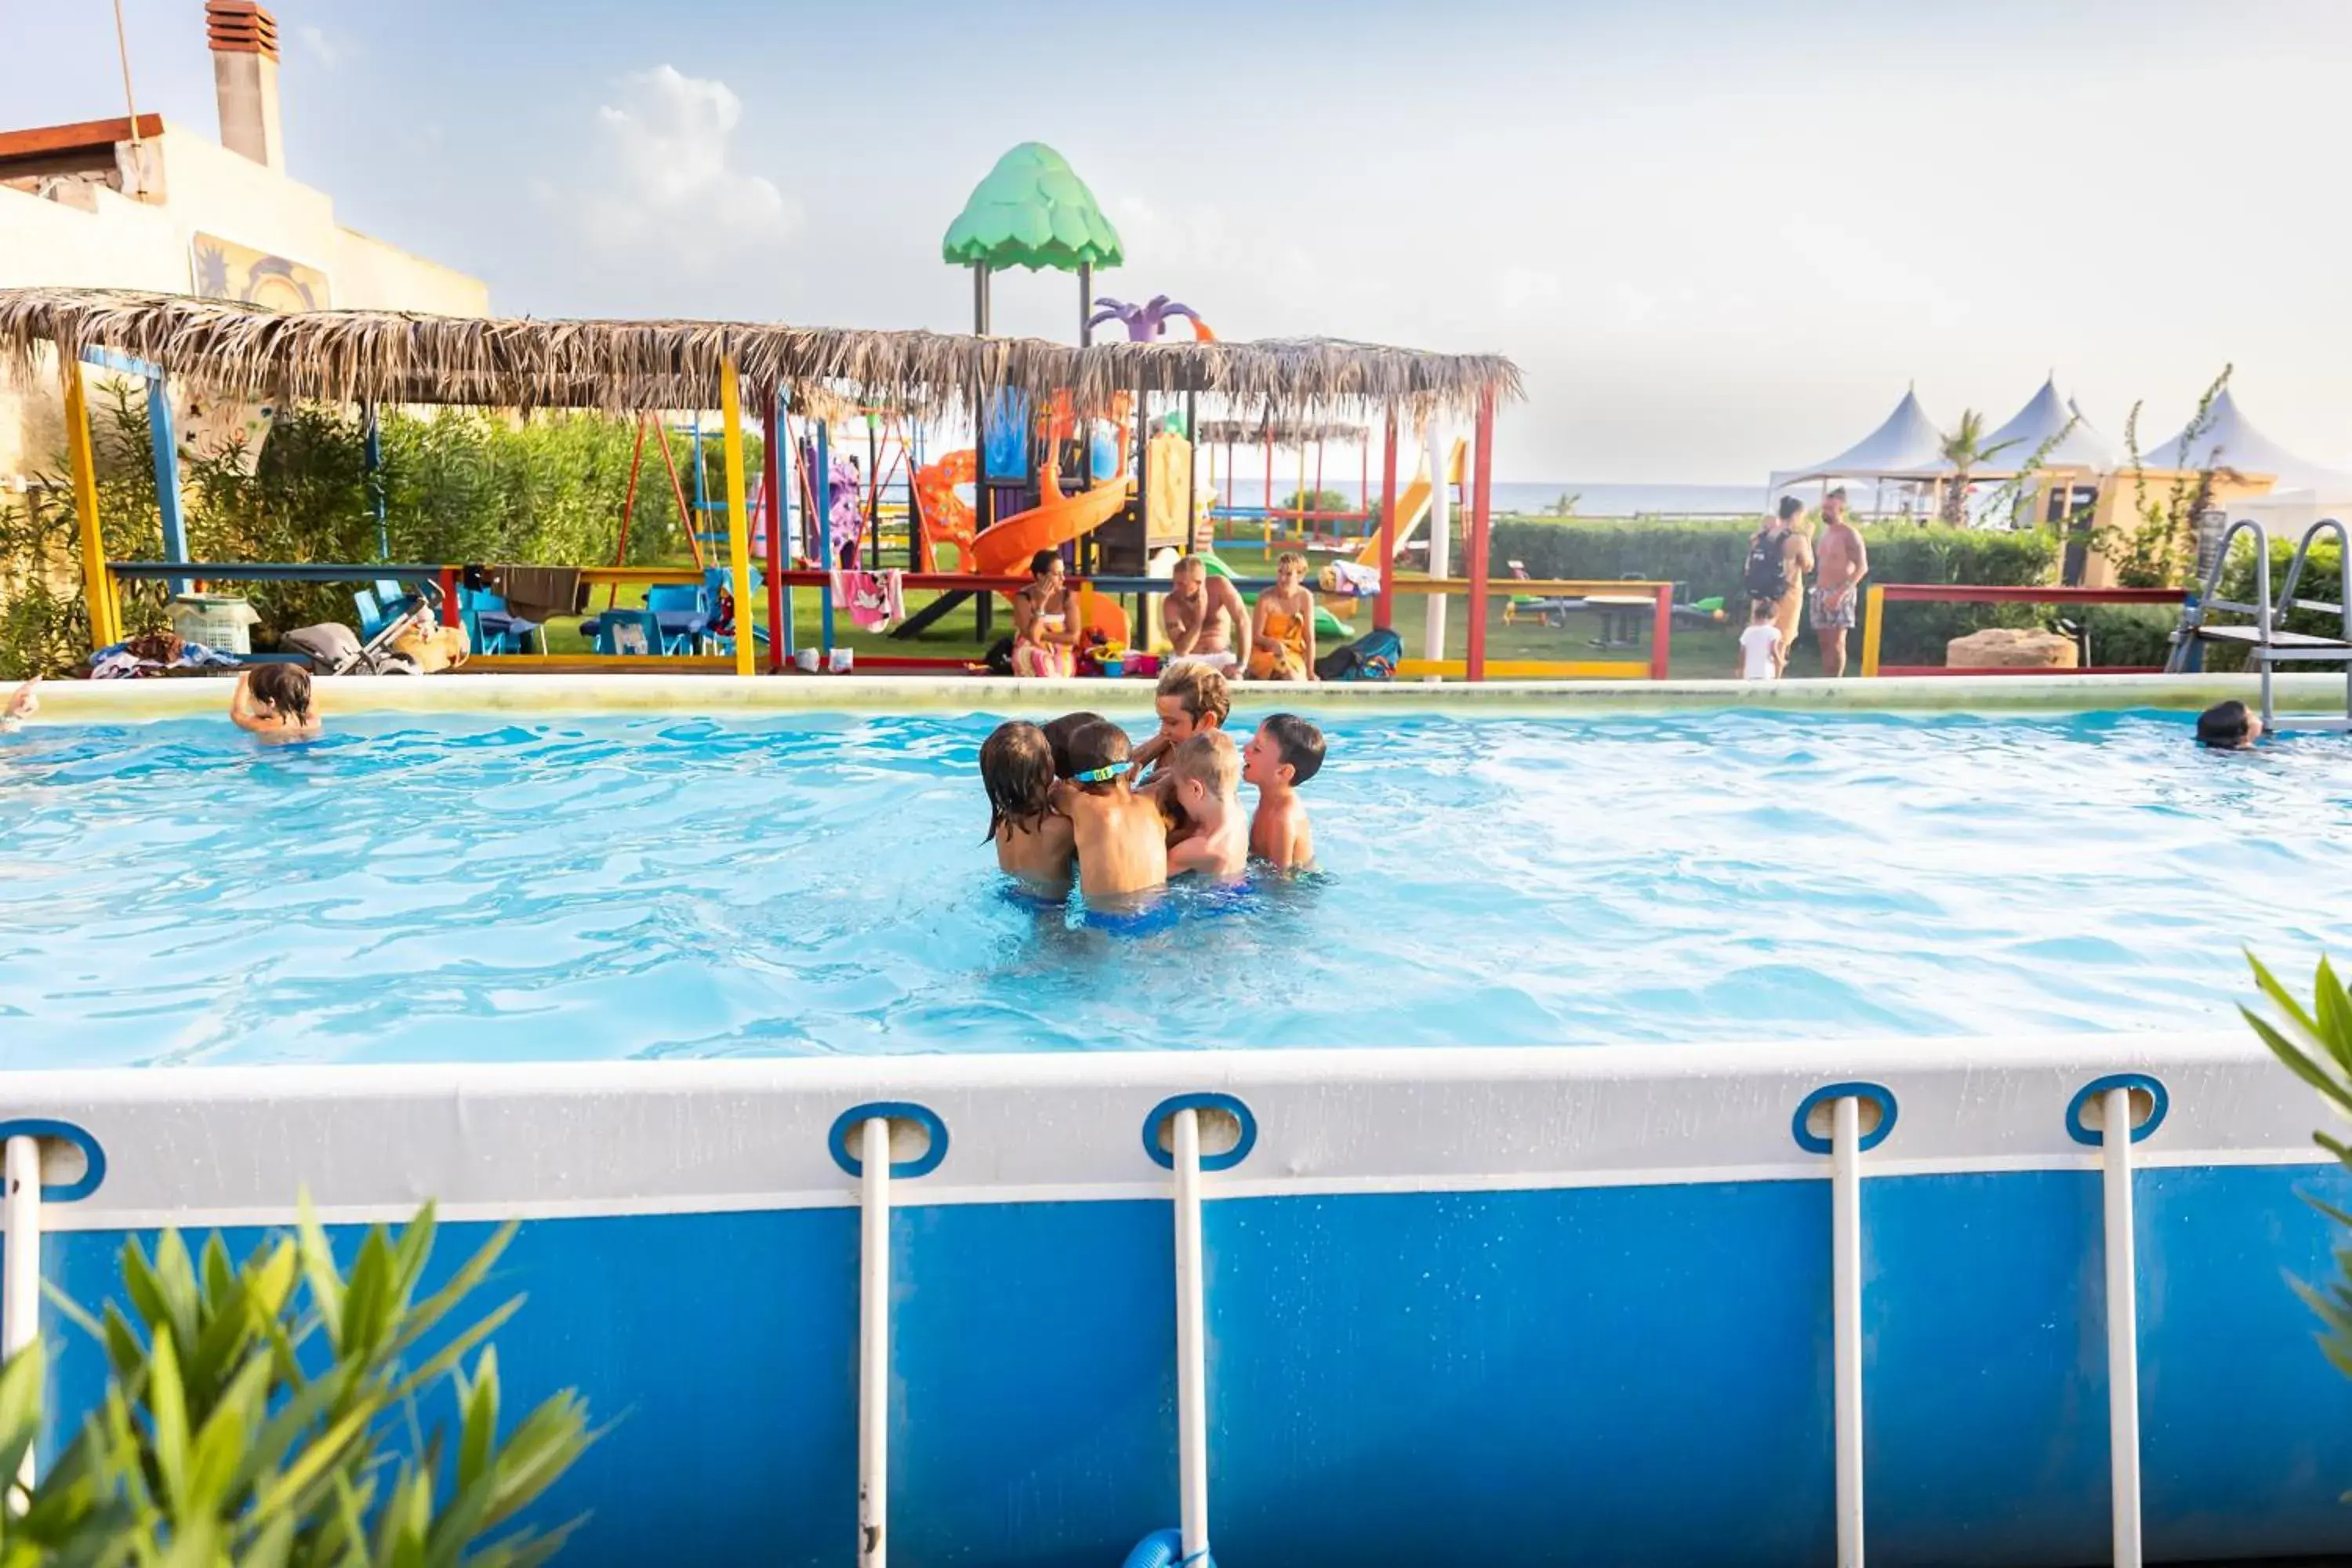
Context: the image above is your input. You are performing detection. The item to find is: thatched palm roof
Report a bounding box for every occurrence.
[1196,418,1370,447]
[0,289,1520,423]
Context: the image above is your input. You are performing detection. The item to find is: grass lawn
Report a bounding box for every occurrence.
[540,543,1746,677]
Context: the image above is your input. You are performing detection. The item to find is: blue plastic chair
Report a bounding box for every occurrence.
[458,586,543,655]
[644,584,708,654]
[352,588,397,643]
[590,607,664,657]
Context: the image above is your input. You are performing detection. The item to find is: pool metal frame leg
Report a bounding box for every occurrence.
[2103,1087,2143,1568]
[1174,1108,1211,1566]
[4,1134,41,1494]
[1832,1095,1865,1568]
[858,1117,890,1568]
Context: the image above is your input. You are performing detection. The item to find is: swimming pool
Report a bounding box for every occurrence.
[12,680,2352,1565]
[2,703,2347,1064]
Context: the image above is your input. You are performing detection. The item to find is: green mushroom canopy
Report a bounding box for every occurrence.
[941,143,1125,274]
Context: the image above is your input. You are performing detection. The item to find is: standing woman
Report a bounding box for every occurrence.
[1011,548,1080,678]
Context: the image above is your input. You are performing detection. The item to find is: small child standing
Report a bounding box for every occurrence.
[979,720,1076,893]
[1054,720,1169,901]
[1243,713,1322,870]
[230,666,321,740]
[1737,597,1785,681]
[1163,731,1248,882]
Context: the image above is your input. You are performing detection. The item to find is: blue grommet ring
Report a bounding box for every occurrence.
[829,1102,948,1179]
[2066,1073,2168,1146]
[0,1120,106,1203]
[1791,1083,1897,1156]
[1142,1093,1257,1172]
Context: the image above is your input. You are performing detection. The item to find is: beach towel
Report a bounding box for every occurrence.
[498,566,583,624]
[832,569,907,632]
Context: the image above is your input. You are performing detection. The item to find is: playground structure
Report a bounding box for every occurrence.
[5,140,1592,682]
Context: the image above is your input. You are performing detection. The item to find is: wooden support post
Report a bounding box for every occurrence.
[59,344,118,652]
[1377,413,1399,630]
[719,354,756,677]
[1465,390,1495,681]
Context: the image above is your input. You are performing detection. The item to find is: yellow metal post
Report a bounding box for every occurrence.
[719,355,755,677]
[1859,585,1886,677]
[58,343,118,652]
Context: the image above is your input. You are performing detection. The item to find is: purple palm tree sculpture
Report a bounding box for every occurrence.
[1088,294,1204,343]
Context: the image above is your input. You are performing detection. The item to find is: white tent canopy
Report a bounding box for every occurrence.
[1896,377,2114,477]
[1773,388,1945,488]
[2143,388,2352,495]
[1983,377,2113,471]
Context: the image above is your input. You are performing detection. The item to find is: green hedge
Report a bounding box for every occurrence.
[1486,519,2062,665]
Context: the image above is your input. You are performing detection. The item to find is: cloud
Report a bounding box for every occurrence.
[1497,266,1561,312]
[575,67,795,255]
[296,25,346,67]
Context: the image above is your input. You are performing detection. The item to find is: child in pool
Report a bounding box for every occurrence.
[1245,552,1317,681]
[1042,710,1107,779]
[1163,731,1248,882]
[980,720,1076,892]
[1244,712,1322,870]
[2,677,38,733]
[230,666,321,740]
[2197,699,2263,750]
[1052,720,1167,901]
[1129,662,1232,782]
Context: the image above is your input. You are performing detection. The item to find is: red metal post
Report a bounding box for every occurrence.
[1649,583,1673,681]
[763,394,786,672]
[652,420,705,571]
[1465,391,1494,681]
[608,415,649,609]
[1377,413,1399,630]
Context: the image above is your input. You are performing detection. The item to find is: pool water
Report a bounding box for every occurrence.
[2,709,2347,1065]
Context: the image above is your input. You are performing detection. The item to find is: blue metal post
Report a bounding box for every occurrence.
[363,404,388,561]
[145,370,188,597]
[816,419,834,655]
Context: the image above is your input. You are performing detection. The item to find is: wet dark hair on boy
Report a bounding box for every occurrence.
[1041,710,1105,777]
[247,663,313,723]
[1261,712,1325,784]
[2197,699,2252,749]
[1063,720,1131,788]
[978,720,1058,842]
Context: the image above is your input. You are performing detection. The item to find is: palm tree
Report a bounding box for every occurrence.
[1936,410,2020,528]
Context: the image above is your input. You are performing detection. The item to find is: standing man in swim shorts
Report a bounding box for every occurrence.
[1161,554,1250,673]
[1811,488,1870,677]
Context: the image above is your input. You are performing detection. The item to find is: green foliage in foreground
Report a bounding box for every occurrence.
[0,1200,595,1566]
[2245,954,2352,1377]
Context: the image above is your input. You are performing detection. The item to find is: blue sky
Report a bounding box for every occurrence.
[14,0,2352,481]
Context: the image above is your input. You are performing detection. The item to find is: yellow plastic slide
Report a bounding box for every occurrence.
[970,470,1132,576]
[1352,437,1468,568]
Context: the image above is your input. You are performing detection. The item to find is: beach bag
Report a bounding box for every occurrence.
[1743,531,1790,601]
[1316,626,1402,681]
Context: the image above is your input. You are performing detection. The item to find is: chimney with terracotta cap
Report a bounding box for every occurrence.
[206,0,284,172]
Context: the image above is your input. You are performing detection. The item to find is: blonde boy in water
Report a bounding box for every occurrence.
[1162,731,1249,882]
[1129,662,1231,781]
[1243,713,1322,869]
[1052,720,1169,901]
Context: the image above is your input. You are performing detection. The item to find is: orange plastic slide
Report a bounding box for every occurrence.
[970,471,1132,576]
[1352,437,1468,568]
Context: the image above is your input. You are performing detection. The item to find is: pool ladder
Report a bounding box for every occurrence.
[2166,517,2352,730]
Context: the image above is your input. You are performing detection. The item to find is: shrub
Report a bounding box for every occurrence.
[3,393,738,662]
[1486,518,2061,664]
[1,1198,595,1563]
